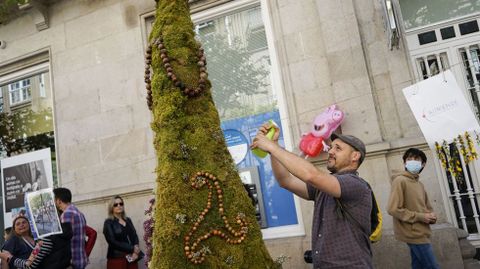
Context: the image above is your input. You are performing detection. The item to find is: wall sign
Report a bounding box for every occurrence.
[221,110,298,227]
[403,70,480,146]
[1,148,53,228]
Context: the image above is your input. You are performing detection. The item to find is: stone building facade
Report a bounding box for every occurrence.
[0,0,480,268]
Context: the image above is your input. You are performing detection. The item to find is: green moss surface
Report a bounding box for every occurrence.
[148,1,279,268]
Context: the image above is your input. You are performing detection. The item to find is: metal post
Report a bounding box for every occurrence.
[445,145,469,232]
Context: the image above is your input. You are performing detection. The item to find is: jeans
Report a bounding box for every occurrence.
[407,243,440,269]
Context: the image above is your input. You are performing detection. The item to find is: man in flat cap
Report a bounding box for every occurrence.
[252,122,373,269]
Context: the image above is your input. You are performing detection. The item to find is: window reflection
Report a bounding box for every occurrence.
[0,71,55,161]
[195,7,275,121]
[400,0,480,29]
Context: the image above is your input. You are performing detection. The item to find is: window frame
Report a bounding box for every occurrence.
[0,52,57,245]
[8,78,32,106]
[140,0,305,240]
[0,62,49,112]
[0,53,57,173]
[0,62,49,88]
[192,0,305,240]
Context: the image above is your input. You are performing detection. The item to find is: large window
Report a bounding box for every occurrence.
[0,67,55,167]
[142,0,304,239]
[193,2,303,239]
[195,7,274,121]
[399,1,480,244]
[0,58,57,243]
[400,0,480,30]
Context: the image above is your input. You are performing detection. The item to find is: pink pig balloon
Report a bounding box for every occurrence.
[311,105,344,139]
[299,105,344,157]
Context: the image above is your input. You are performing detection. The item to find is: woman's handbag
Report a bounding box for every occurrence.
[137,250,145,261]
[126,250,144,263]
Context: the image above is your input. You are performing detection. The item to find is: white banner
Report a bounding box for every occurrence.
[1,148,54,228]
[402,70,480,146]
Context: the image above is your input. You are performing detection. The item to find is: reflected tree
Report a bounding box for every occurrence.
[0,108,55,157]
[198,34,271,120]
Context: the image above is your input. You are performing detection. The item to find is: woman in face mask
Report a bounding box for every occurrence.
[387,148,440,269]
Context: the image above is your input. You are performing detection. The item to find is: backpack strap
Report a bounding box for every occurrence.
[335,198,369,236]
[335,180,373,236]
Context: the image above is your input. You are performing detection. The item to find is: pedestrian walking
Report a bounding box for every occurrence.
[388,148,439,269]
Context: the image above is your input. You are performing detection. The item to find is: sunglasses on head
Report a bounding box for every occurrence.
[113,202,124,207]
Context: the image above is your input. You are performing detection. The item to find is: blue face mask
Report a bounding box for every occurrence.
[405,160,423,174]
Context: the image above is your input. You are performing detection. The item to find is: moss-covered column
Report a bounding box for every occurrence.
[147,0,278,268]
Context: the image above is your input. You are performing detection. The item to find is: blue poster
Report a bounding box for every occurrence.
[221,110,298,227]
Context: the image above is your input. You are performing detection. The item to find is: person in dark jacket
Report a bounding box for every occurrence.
[2,221,72,269]
[103,195,142,269]
[0,216,35,269]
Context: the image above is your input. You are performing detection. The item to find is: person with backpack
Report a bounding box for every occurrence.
[252,123,373,268]
[387,148,439,269]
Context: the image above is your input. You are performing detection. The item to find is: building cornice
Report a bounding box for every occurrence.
[74,182,155,206]
[311,136,429,166]
[0,0,57,31]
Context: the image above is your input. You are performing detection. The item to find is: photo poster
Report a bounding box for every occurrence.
[25,188,62,238]
[402,70,480,146]
[1,148,54,228]
[24,194,38,240]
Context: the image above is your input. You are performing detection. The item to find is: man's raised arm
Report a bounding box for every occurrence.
[251,123,340,198]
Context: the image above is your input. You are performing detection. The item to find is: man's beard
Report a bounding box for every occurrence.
[327,166,336,173]
[327,158,337,173]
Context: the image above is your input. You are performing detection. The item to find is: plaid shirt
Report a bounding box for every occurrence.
[61,204,88,269]
[307,171,373,269]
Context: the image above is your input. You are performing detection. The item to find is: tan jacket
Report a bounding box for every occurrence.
[387,170,433,244]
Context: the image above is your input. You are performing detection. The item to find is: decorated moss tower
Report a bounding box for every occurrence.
[145,0,279,268]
